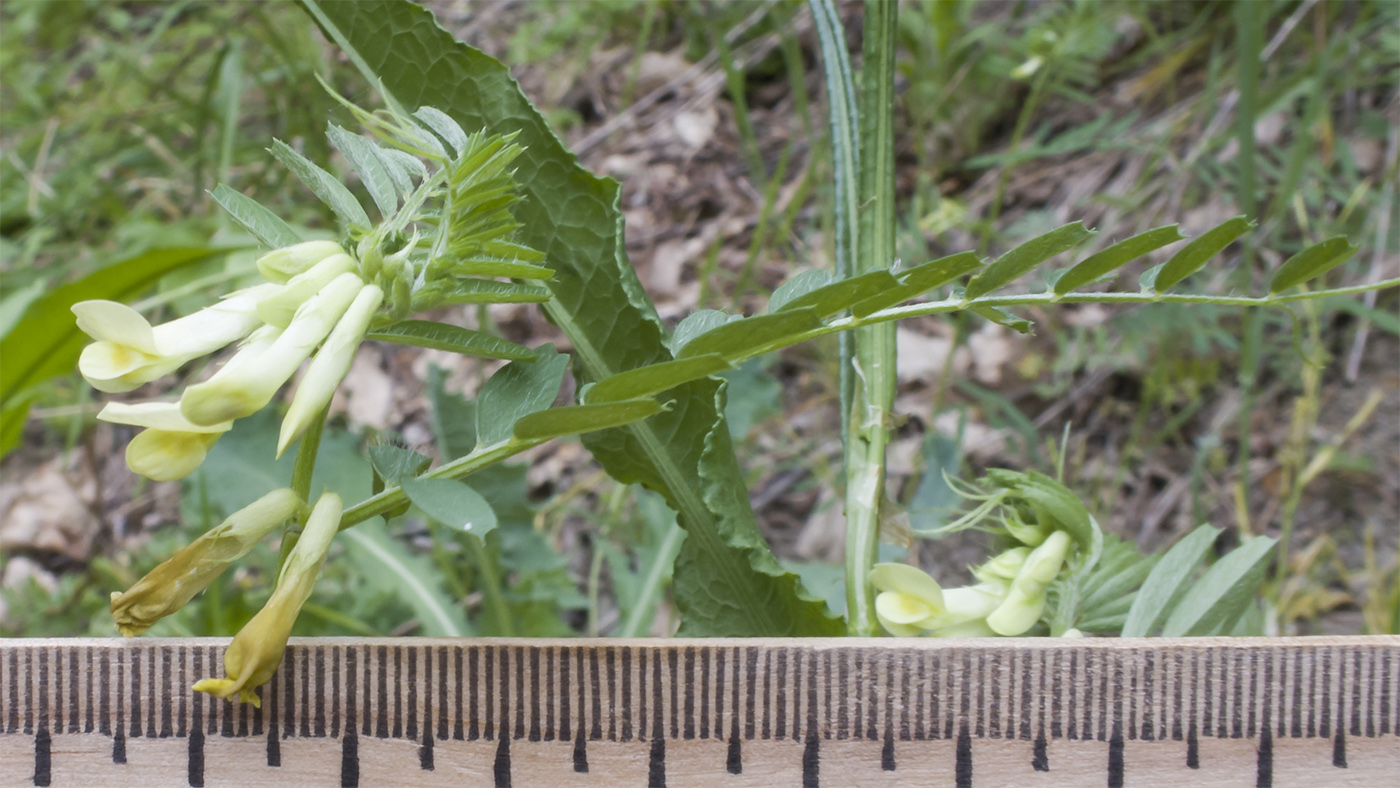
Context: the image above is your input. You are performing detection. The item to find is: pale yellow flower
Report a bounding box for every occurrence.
[97,401,232,481]
[109,489,300,636]
[193,491,341,706]
[73,284,278,393]
[181,273,363,426]
[277,283,383,457]
[255,240,346,284]
[985,530,1071,636]
[257,252,357,328]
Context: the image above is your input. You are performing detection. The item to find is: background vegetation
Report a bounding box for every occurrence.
[2,0,1396,639]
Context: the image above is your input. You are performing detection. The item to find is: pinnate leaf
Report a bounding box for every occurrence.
[585,354,732,403]
[327,124,399,217]
[966,222,1094,299]
[1160,535,1276,637]
[211,185,301,248]
[777,270,901,318]
[1121,524,1220,637]
[1153,216,1253,292]
[512,398,664,441]
[768,269,831,312]
[677,308,823,360]
[368,319,537,360]
[1054,225,1184,294]
[402,476,498,537]
[268,139,372,228]
[475,345,569,447]
[853,252,982,316]
[1269,236,1359,293]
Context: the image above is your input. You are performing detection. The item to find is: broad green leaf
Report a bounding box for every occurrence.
[326,124,400,217]
[965,222,1094,299]
[428,278,551,304]
[268,139,372,228]
[512,398,663,441]
[0,279,45,339]
[210,185,301,248]
[768,269,831,312]
[341,519,472,636]
[777,270,901,318]
[1054,224,1185,295]
[852,252,982,317]
[367,319,537,360]
[1269,235,1360,293]
[475,345,569,447]
[1154,216,1253,292]
[585,354,732,403]
[0,394,36,458]
[368,444,431,483]
[1121,524,1220,637]
[670,309,728,353]
[0,246,225,407]
[970,304,1033,334]
[1160,536,1276,637]
[676,308,823,360]
[401,476,498,537]
[305,0,841,636]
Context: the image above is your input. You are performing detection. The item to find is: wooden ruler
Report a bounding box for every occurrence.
[1,637,1396,786]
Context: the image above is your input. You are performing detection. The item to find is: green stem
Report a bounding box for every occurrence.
[618,521,685,638]
[338,437,545,530]
[278,407,328,574]
[465,534,514,637]
[844,0,897,637]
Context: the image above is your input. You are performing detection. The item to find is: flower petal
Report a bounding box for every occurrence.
[99,401,230,433]
[72,301,156,352]
[125,429,220,481]
[869,562,945,607]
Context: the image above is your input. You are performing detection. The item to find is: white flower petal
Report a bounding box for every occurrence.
[98,401,231,433]
[72,301,156,352]
[125,429,221,481]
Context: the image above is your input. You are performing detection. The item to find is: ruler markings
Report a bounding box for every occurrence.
[3,639,1398,786]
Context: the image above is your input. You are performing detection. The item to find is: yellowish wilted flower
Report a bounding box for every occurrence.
[73,284,278,393]
[109,488,300,636]
[277,283,384,457]
[193,491,341,706]
[181,272,363,426]
[97,401,232,481]
[255,240,346,284]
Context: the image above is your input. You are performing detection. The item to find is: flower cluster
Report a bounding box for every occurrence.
[74,241,383,480]
[872,469,1093,638]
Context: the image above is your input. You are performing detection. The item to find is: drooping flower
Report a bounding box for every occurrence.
[193,491,341,706]
[109,489,300,636]
[97,401,233,481]
[277,283,383,457]
[180,273,363,426]
[254,240,346,284]
[73,283,279,393]
[871,563,947,637]
[256,251,358,328]
[985,530,1071,636]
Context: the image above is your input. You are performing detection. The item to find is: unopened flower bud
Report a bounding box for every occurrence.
[974,547,1030,583]
[257,253,357,328]
[73,284,278,393]
[109,489,300,636]
[985,530,1070,636]
[181,273,362,426]
[193,491,341,705]
[255,240,346,284]
[98,402,233,481]
[277,284,383,457]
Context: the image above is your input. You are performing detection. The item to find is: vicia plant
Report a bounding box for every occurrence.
[76,0,1399,703]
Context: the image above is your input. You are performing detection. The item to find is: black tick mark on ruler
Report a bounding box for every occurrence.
[955,725,972,788]
[33,728,51,787]
[802,730,820,788]
[341,732,359,788]
[493,735,511,788]
[420,730,434,771]
[1108,733,1124,788]
[1032,731,1049,772]
[1256,728,1272,788]
[573,728,588,773]
[187,728,204,787]
[648,735,666,788]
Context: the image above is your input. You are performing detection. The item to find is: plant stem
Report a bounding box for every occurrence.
[844,0,897,637]
[1232,0,1263,539]
[618,521,686,638]
[278,407,328,574]
[338,437,545,530]
[465,534,514,637]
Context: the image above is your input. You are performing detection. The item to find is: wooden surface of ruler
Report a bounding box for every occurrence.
[1,636,1397,787]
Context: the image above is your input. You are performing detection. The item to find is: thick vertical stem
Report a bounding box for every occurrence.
[1232,0,1262,538]
[844,0,898,636]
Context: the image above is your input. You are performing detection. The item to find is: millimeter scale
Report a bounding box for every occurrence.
[1,637,1396,786]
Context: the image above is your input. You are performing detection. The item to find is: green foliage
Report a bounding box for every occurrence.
[366,320,537,360]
